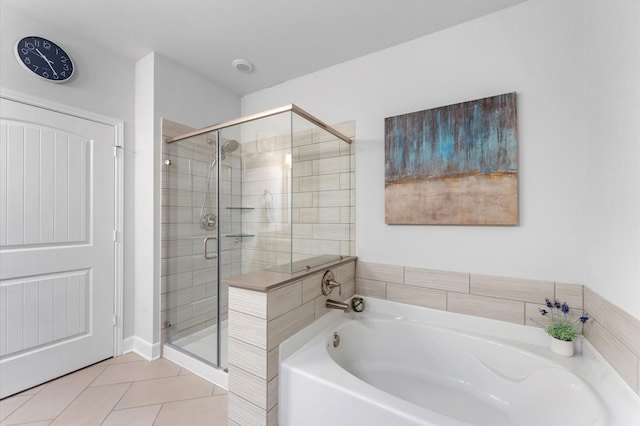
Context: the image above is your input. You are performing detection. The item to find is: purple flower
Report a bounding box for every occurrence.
[545,298,553,308]
[554,300,562,309]
[539,308,548,316]
[561,302,569,314]
[579,313,589,324]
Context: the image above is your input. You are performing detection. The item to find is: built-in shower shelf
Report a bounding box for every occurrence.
[224,234,255,238]
[226,207,254,210]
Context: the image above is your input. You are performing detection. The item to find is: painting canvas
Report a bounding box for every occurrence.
[385,92,518,225]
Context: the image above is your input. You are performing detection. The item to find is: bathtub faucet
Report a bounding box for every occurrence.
[326,299,351,313]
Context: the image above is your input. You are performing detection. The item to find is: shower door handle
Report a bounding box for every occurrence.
[204,237,217,260]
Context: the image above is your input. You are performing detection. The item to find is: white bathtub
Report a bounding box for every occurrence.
[279,298,640,426]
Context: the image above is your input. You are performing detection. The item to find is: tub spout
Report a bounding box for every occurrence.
[326,299,351,313]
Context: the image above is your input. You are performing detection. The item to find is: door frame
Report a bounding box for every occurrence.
[0,87,125,357]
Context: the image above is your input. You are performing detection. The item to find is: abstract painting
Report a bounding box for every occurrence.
[385,92,518,225]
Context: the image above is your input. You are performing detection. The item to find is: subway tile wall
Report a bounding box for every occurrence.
[356,261,640,395]
[240,121,355,274]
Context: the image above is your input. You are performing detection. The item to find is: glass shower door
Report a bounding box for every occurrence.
[161,129,221,367]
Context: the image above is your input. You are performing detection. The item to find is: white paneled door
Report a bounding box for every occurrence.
[0,98,115,398]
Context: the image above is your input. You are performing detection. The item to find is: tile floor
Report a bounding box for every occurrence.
[0,353,228,425]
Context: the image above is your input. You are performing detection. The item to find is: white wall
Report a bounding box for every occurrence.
[1,3,242,354]
[134,52,240,356]
[584,0,640,317]
[0,3,138,339]
[242,0,640,318]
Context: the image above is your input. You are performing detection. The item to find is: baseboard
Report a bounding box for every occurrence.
[122,336,161,360]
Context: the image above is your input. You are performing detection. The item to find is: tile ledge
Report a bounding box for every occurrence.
[224,256,357,293]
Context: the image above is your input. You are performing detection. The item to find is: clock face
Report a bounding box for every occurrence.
[14,36,75,83]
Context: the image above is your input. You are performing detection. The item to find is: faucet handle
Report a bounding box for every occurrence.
[321,270,343,296]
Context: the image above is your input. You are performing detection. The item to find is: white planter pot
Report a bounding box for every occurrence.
[549,336,574,357]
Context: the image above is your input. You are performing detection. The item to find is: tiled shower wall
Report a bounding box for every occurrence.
[356,261,640,395]
[160,120,240,343]
[241,121,355,273]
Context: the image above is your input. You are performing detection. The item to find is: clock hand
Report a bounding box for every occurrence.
[35,48,58,76]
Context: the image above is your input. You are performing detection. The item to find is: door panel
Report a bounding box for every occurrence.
[0,98,115,398]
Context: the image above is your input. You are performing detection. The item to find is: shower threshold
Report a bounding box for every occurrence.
[163,323,229,389]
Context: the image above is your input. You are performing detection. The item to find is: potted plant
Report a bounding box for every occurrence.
[535,298,589,357]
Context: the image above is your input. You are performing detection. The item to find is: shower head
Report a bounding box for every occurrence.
[222,139,240,154]
[207,139,240,167]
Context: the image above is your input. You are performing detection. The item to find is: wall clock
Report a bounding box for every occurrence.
[14,36,75,83]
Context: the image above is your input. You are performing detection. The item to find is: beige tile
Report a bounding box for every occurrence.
[356,261,404,284]
[154,395,228,426]
[228,393,266,426]
[312,156,351,176]
[525,302,548,328]
[267,348,279,381]
[298,174,341,192]
[314,294,331,319]
[267,375,278,412]
[1,364,106,424]
[115,374,214,410]
[229,367,267,410]
[336,261,356,283]
[302,273,323,303]
[448,292,525,324]
[91,358,181,386]
[228,337,267,379]
[603,301,640,356]
[98,352,145,366]
[404,267,469,293]
[267,301,314,350]
[267,282,302,320]
[228,287,267,319]
[213,385,228,396]
[179,367,194,376]
[228,309,267,349]
[342,278,356,301]
[470,274,554,304]
[584,320,638,391]
[386,283,446,310]
[356,278,386,299]
[312,224,350,241]
[102,405,161,426]
[584,287,605,322]
[554,283,583,310]
[50,383,130,426]
[0,395,31,422]
[267,403,279,426]
[298,140,341,162]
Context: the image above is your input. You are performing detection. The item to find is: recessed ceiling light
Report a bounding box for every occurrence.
[232,59,254,73]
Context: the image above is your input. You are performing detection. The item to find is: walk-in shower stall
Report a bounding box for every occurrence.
[160,105,354,381]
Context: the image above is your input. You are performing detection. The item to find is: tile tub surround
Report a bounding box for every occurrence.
[226,257,356,426]
[356,260,640,395]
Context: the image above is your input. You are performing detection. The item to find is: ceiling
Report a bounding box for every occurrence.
[4,0,528,95]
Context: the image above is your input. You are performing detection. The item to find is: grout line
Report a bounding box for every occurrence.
[105,382,133,417]
[151,403,163,425]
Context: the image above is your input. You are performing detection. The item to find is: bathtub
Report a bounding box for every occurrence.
[279,297,640,426]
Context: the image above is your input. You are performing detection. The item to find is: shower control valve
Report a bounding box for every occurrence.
[321,270,343,296]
